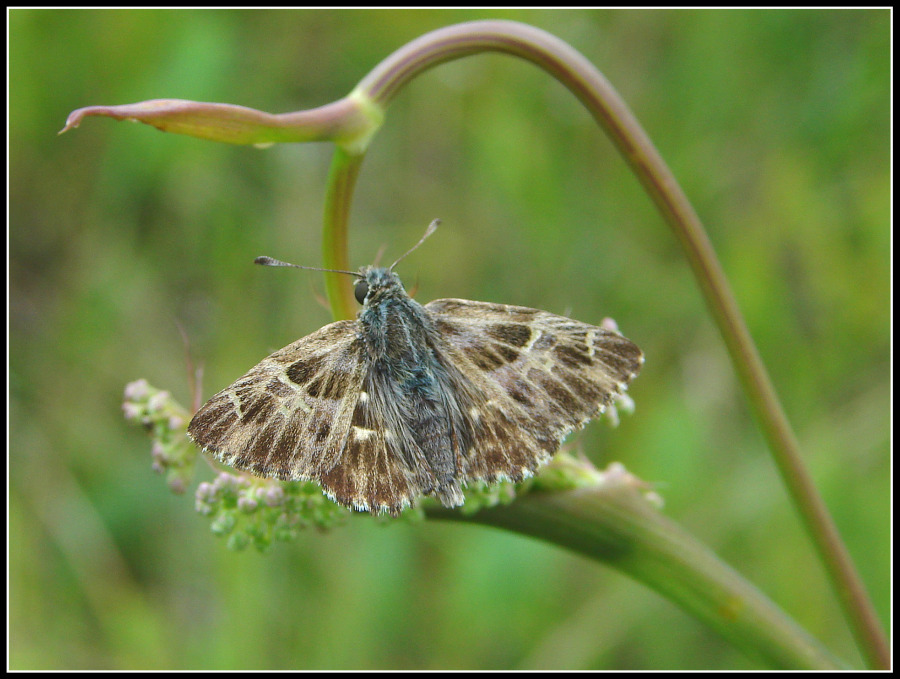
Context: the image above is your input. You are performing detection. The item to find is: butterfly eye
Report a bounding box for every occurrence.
[354,280,369,305]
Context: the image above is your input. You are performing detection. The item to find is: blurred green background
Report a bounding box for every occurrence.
[10,8,889,670]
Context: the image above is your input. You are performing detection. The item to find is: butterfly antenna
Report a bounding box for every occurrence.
[254,256,357,277]
[390,219,440,271]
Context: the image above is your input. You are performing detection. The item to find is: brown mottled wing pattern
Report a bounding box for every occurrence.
[424,298,644,485]
[187,320,429,514]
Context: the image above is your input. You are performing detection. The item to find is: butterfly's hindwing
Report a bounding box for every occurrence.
[425,299,643,485]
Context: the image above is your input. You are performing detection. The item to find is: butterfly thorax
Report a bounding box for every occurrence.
[356,267,434,362]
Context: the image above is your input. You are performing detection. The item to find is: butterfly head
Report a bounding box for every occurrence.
[352,218,438,306]
[354,266,406,306]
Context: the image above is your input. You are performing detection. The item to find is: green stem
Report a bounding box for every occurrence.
[340,20,886,668]
[427,481,845,670]
[322,147,365,320]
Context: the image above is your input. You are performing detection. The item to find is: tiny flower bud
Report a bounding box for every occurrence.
[614,392,635,414]
[122,402,142,421]
[211,512,237,536]
[600,317,621,333]
[167,475,187,494]
[147,391,170,413]
[264,485,285,507]
[123,379,150,401]
[196,481,216,502]
[151,440,167,460]
[238,495,258,513]
[214,472,237,491]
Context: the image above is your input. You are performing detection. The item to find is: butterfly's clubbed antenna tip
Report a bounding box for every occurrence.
[254,255,286,267]
[390,218,442,271]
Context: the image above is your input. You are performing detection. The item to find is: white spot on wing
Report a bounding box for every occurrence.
[352,427,376,440]
[586,329,597,357]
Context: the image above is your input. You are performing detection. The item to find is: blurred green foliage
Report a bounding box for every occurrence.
[10,8,889,670]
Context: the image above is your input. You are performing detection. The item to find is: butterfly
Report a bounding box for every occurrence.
[187,221,644,515]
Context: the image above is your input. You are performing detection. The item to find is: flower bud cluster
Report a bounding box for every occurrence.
[122,379,195,494]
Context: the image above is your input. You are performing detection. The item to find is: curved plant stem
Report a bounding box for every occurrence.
[346,20,886,668]
[427,480,845,670]
[322,147,365,320]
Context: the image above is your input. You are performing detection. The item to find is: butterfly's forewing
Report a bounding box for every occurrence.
[188,321,364,478]
[188,319,443,515]
[425,299,644,485]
